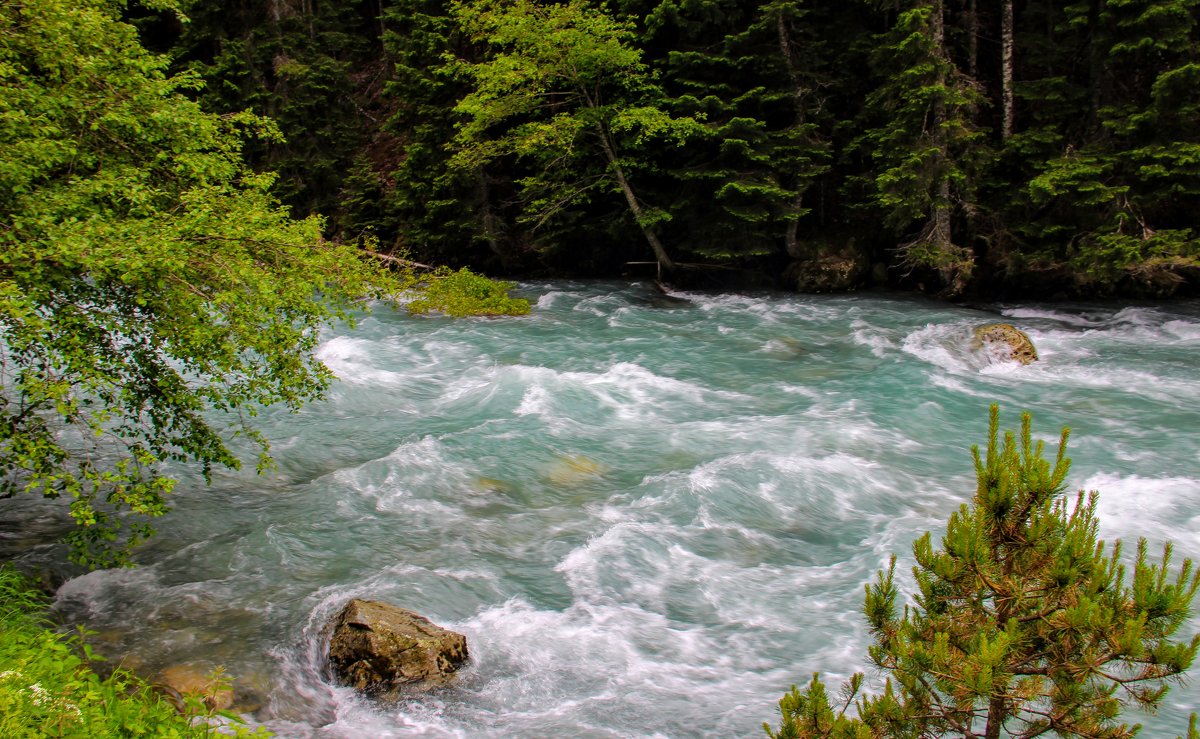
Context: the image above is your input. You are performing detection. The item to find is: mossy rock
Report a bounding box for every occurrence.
[973,324,1039,365]
[785,251,870,293]
[545,455,606,486]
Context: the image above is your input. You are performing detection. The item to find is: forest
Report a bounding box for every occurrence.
[132,0,1200,298]
[2,0,1200,737]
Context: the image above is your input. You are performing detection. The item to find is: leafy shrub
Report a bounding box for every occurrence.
[406,267,531,317]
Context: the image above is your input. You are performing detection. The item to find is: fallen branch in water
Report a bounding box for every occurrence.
[366,251,435,271]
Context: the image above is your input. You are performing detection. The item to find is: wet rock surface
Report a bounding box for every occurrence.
[973,323,1039,365]
[327,599,468,697]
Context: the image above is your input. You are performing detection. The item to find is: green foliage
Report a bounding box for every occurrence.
[0,0,407,567]
[0,566,268,737]
[381,0,504,265]
[850,0,983,293]
[172,0,380,223]
[125,0,1200,294]
[639,0,834,260]
[994,0,1200,292]
[768,405,1200,738]
[406,268,530,317]
[765,673,873,739]
[447,0,702,266]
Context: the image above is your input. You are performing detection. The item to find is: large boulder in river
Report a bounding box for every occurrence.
[327,600,468,696]
[973,323,1039,365]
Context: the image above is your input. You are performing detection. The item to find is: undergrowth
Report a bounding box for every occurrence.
[0,566,268,738]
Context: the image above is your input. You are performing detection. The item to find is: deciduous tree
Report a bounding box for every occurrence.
[447,0,703,275]
[0,0,524,567]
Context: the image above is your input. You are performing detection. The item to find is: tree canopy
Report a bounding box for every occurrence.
[0,0,525,567]
[448,0,702,273]
[138,0,1200,296]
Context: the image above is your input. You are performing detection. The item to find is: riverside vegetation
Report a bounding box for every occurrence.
[145,0,1200,297]
[1,0,1198,736]
[0,0,527,569]
[0,566,267,737]
[766,407,1200,738]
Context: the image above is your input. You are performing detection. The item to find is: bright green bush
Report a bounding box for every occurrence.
[0,566,267,738]
[407,267,531,317]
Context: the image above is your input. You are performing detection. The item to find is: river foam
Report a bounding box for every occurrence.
[19,284,1197,737]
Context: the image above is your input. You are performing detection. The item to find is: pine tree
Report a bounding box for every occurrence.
[768,406,1200,738]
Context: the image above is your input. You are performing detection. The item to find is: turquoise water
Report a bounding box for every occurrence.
[25,281,1200,735]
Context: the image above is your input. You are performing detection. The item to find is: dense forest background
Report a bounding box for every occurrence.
[136,0,1200,298]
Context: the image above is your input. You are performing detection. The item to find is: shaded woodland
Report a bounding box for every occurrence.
[139,0,1200,297]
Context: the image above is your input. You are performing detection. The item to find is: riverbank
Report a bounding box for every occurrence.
[0,566,265,738]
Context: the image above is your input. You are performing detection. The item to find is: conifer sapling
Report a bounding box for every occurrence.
[768,405,1200,738]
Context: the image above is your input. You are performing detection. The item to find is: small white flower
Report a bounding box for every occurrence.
[28,682,53,706]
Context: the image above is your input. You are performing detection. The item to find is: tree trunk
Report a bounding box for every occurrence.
[784,194,804,258]
[984,549,1017,739]
[477,168,504,260]
[966,0,979,78]
[928,0,971,296]
[1001,0,1015,139]
[596,124,674,273]
[930,0,952,256]
[1088,0,1106,124]
[777,11,808,259]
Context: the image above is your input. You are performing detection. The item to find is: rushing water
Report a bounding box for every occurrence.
[8,281,1200,736]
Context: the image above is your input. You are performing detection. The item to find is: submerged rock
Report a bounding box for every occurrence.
[973,323,1039,365]
[156,663,234,712]
[545,455,606,486]
[327,600,468,697]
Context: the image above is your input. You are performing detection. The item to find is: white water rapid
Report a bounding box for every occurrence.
[5,281,1199,736]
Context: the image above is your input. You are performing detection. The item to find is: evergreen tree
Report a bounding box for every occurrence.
[1020,0,1200,294]
[853,0,985,296]
[378,0,509,266]
[636,0,833,263]
[447,0,702,275]
[171,0,381,223]
[141,0,1200,295]
[767,406,1200,738]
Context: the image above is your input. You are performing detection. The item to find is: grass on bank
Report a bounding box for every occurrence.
[0,566,268,738]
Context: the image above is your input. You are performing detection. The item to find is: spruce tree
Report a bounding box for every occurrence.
[768,406,1200,738]
[379,0,513,266]
[171,0,379,221]
[853,0,985,296]
[641,0,833,263]
[1011,0,1200,294]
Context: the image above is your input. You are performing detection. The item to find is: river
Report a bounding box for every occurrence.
[14,281,1200,736]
